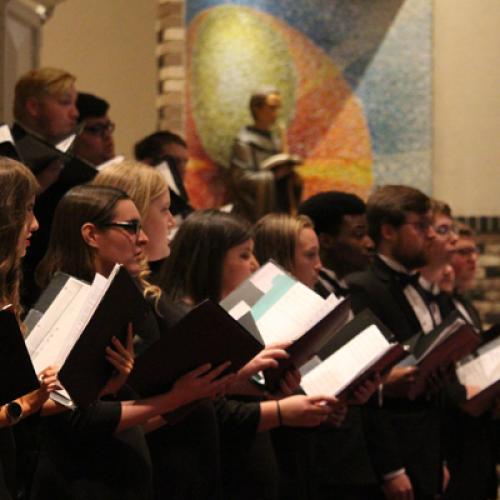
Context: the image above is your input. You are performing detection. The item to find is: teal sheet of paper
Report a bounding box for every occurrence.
[251,274,296,321]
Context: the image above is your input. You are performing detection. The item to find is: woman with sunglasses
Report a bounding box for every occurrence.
[159,210,342,500]
[33,184,232,500]
[0,158,60,499]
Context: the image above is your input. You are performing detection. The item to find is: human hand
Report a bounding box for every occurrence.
[348,373,381,405]
[382,472,414,500]
[101,324,135,396]
[442,463,450,493]
[171,361,235,406]
[236,345,289,382]
[383,366,418,398]
[277,367,302,396]
[278,394,336,427]
[20,365,60,416]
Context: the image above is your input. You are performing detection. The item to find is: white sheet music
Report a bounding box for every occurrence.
[26,265,120,374]
[256,286,339,345]
[26,277,91,373]
[300,325,390,396]
[456,342,500,392]
[156,161,181,195]
[55,134,77,153]
[0,124,14,144]
[249,262,284,293]
[96,155,125,171]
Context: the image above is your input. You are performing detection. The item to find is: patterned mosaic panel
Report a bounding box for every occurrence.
[185,0,432,208]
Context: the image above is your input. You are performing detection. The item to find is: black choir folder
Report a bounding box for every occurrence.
[456,335,500,416]
[0,306,39,405]
[400,311,480,399]
[10,125,97,185]
[25,265,148,408]
[128,299,263,398]
[219,261,351,392]
[299,309,407,401]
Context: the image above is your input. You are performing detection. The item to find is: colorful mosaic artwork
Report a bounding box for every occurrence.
[185,0,432,208]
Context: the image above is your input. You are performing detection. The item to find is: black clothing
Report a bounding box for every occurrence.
[216,397,277,500]
[138,295,222,500]
[313,269,379,499]
[346,256,444,499]
[0,428,15,500]
[30,397,153,500]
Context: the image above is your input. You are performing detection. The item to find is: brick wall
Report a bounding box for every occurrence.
[156,0,186,134]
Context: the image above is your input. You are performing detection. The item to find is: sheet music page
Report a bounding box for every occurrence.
[249,261,285,293]
[457,342,500,392]
[156,161,181,195]
[96,155,125,171]
[300,325,389,396]
[0,125,14,144]
[57,269,118,365]
[55,134,76,153]
[26,278,90,373]
[255,283,336,345]
[228,300,251,321]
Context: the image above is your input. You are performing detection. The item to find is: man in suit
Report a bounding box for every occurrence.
[299,191,374,297]
[73,92,116,167]
[12,67,79,192]
[346,185,447,500]
[299,191,381,500]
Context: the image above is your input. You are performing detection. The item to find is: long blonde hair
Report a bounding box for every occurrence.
[92,160,167,304]
[0,158,39,322]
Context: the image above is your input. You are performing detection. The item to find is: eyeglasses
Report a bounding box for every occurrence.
[402,221,433,233]
[454,247,479,257]
[101,220,142,238]
[83,122,115,136]
[434,224,457,236]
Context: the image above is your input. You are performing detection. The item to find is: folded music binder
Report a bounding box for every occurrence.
[128,299,263,398]
[0,306,39,405]
[25,265,149,407]
[299,309,407,400]
[220,261,351,392]
[400,311,480,399]
[456,334,500,416]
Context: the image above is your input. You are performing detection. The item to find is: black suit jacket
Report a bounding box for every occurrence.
[346,257,443,497]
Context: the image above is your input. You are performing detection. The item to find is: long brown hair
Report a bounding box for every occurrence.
[0,158,38,322]
[159,210,252,303]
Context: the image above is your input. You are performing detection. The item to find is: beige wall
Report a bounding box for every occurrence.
[40,0,157,158]
[434,0,500,216]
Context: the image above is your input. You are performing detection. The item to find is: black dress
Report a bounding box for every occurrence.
[30,394,153,500]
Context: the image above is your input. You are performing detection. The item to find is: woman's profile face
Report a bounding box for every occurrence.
[90,199,148,277]
[220,238,259,299]
[293,227,321,289]
[142,190,175,262]
[17,195,39,258]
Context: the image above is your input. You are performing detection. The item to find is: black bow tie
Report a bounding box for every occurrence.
[393,271,421,288]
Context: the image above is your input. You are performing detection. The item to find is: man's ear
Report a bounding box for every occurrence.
[25,96,41,119]
[319,233,336,250]
[81,222,99,249]
[381,223,398,243]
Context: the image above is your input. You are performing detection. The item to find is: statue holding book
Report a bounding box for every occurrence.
[228,87,303,222]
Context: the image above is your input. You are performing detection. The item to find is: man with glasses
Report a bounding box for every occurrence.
[346,185,446,500]
[74,92,116,167]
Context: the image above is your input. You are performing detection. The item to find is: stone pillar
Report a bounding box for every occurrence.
[156,0,185,134]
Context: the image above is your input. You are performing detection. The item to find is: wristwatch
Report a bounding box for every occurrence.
[5,401,22,425]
